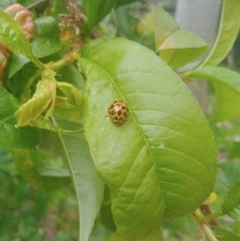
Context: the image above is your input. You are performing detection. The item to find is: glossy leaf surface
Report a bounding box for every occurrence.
[0,11,32,56]
[32,16,61,58]
[200,0,240,67]
[222,179,240,221]
[155,8,209,69]
[6,54,30,79]
[188,66,240,123]
[79,38,216,240]
[0,11,42,68]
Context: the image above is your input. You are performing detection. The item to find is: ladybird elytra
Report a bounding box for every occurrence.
[108,100,129,124]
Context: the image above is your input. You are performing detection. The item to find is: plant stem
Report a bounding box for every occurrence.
[47,52,77,71]
[203,224,218,241]
[47,42,84,71]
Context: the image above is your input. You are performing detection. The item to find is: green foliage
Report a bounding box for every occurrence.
[81,0,118,29]
[0,10,43,69]
[213,227,240,241]
[55,122,104,241]
[222,179,240,221]
[200,0,240,67]
[32,16,62,58]
[1,0,240,240]
[189,66,240,123]
[155,8,209,69]
[80,38,216,240]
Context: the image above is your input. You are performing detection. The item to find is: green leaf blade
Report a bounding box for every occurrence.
[188,66,240,122]
[56,121,104,241]
[222,179,240,221]
[0,87,37,150]
[0,11,32,56]
[79,38,217,240]
[32,16,61,58]
[200,0,240,67]
[155,8,209,69]
[81,0,118,28]
[0,122,37,150]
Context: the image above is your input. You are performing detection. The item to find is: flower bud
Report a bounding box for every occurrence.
[14,10,35,40]
[4,3,24,17]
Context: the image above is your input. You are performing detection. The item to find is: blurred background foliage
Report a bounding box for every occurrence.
[1,0,240,240]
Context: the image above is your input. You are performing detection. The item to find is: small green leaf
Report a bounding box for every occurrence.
[79,38,216,240]
[213,227,240,241]
[15,70,56,127]
[155,8,209,69]
[215,167,231,197]
[114,6,140,41]
[155,8,179,48]
[55,82,83,122]
[0,122,37,150]
[6,54,30,78]
[7,62,37,100]
[32,16,61,58]
[219,162,240,188]
[188,66,240,123]
[222,179,240,221]
[200,0,240,67]
[81,0,118,28]
[56,120,104,241]
[0,11,43,69]
[0,87,19,122]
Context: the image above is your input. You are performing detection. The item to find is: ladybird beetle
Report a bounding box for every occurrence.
[108,100,129,124]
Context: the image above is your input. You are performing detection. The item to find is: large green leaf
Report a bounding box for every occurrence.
[79,38,217,240]
[81,0,118,28]
[200,0,240,67]
[0,11,43,69]
[0,87,37,150]
[222,179,240,221]
[188,66,240,123]
[155,8,209,69]
[55,120,104,241]
[32,16,61,58]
